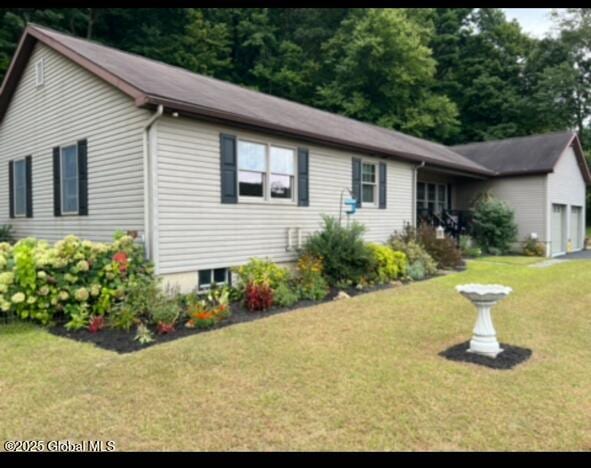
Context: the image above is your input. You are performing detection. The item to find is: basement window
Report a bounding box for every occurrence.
[198,268,230,291]
[35,59,45,88]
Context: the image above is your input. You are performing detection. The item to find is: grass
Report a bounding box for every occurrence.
[1,258,591,451]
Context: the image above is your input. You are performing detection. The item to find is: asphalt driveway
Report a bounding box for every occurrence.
[554,249,591,260]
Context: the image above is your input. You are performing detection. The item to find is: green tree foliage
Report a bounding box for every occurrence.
[0,7,589,164]
[316,9,459,141]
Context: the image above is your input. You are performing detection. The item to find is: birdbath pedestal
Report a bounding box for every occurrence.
[455,284,513,358]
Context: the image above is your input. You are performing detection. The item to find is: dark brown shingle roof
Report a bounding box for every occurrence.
[0,24,494,176]
[453,131,591,183]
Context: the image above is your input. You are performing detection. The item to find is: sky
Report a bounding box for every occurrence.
[501,8,564,38]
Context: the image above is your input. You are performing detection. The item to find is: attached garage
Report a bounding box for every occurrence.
[570,206,583,251]
[551,204,567,255]
[454,132,590,257]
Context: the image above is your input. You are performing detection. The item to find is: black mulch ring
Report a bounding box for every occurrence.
[439,341,532,370]
[48,279,427,354]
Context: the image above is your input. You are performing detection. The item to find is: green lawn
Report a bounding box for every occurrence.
[1,258,590,451]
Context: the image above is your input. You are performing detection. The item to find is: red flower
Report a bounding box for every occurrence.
[112,251,129,272]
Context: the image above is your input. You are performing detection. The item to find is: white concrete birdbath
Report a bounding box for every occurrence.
[455,284,513,358]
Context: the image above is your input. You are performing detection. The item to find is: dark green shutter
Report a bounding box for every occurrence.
[352,158,362,208]
[379,162,387,209]
[78,139,88,216]
[52,146,61,217]
[297,147,309,207]
[25,155,33,218]
[8,160,14,219]
[220,133,237,204]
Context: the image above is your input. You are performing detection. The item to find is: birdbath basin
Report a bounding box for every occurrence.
[456,284,513,358]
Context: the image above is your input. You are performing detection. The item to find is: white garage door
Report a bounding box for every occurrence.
[571,206,582,250]
[551,204,566,255]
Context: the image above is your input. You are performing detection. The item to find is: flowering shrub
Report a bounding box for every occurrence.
[0,232,154,328]
[367,243,408,284]
[186,287,231,328]
[295,254,329,300]
[244,281,273,311]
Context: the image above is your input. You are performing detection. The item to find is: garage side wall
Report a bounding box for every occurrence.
[546,146,587,254]
[456,175,547,253]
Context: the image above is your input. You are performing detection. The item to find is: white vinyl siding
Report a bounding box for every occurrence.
[0,43,151,241]
[456,175,548,251]
[154,116,414,275]
[547,146,586,254]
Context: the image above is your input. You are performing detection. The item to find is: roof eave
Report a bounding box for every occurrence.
[0,25,147,123]
[567,133,591,185]
[141,95,495,177]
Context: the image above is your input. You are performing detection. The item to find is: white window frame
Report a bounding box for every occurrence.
[35,58,45,88]
[237,137,297,205]
[12,158,27,218]
[417,182,448,213]
[361,161,377,207]
[198,268,230,292]
[60,143,80,215]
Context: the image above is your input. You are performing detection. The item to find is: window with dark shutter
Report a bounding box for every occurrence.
[52,146,61,216]
[297,147,309,207]
[78,139,88,216]
[352,158,362,208]
[25,155,33,218]
[220,133,237,204]
[379,162,387,209]
[8,161,14,219]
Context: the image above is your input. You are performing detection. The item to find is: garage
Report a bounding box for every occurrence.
[570,206,583,250]
[551,204,567,255]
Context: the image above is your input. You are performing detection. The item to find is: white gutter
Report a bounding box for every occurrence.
[142,104,164,264]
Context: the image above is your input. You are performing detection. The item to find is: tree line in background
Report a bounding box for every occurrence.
[1,8,590,146]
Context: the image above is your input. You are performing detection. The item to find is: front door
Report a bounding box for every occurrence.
[551,204,566,255]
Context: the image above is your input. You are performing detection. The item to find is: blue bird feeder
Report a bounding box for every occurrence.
[345,198,357,215]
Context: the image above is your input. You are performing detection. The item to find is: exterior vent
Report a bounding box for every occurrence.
[35,58,45,88]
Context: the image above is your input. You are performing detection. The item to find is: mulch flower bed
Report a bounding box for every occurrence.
[48,282,403,354]
[439,341,532,370]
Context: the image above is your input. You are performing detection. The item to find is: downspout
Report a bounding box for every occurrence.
[413,161,425,226]
[142,104,164,264]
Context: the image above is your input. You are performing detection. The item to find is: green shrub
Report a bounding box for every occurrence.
[273,282,299,307]
[301,215,373,287]
[459,235,481,258]
[388,232,437,277]
[471,195,518,254]
[522,236,545,257]
[367,243,408,284]
[233,258,290,293]
[295,254,329,300]
[0,232,155,327]
[150,295,182,327]
[0,225,14,244]
[415,224,464,270]
[407,261,426,281]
